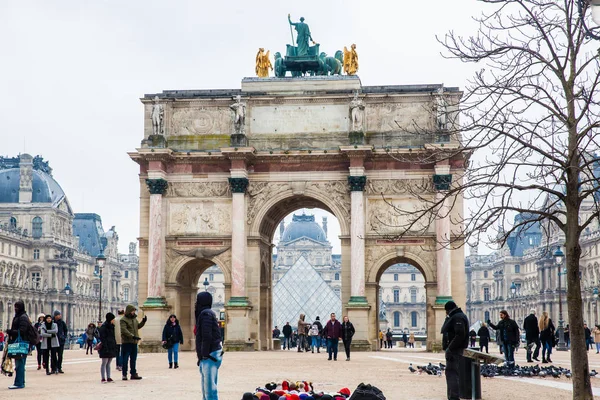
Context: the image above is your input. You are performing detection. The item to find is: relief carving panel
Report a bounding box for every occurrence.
[365,179,432,196]
[166,182,230,198]
[169,201,231,235]
[170,107,231,136]
[367,199,433,234]
[366,102,433,133]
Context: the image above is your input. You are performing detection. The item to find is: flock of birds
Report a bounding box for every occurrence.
[407,362,599,379]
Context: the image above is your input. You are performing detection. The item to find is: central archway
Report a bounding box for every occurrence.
[248,192,350,351]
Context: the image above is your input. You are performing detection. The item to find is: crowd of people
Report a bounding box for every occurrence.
[1,292,223,399]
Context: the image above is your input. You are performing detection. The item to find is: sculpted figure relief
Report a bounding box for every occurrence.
[166,182,230,198]
[435,87,448,130]
[343,44,359,75]
[255,48,273,78]
[230,95,246,134]
[349,91,365,132]
[151,96,165,136]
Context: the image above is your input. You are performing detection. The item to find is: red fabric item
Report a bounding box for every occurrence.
[282,381,289,391]
[193,325,197,335]
[339,388,351,396]
[290,395,300,400]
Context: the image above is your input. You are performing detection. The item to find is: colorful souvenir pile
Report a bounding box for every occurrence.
[240,380,352,400]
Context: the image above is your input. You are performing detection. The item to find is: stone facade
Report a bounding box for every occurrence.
[0,155,139,333]
[131,76,466,352]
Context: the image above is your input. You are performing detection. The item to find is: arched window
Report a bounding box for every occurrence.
[393,311,400,327]
[334,272,340,281]
[10,217,17,229]
[32,217,43,239]
[411,311,418,327]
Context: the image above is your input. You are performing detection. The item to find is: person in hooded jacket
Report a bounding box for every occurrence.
[477,323,491,353]
[40,314,59,375]
[297,314,309,353]
[34,314,44,370]
[195,291,223,400]
[98,312,117,383]
[341,316,355,361]
[120,304,146,380]
[6,300,31,389]
[441,301,469,400]
[162,314,184,369]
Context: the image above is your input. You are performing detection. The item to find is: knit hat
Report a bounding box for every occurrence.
[53,310,61,317]
[338,388,350,396]
[37,313,45,320]
[106,312,116,322]
[241,393,254,400]
[444,301,457,311]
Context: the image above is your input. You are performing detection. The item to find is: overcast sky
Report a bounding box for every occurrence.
[1,1,487,254]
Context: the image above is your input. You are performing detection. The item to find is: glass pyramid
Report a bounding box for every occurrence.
[272,256,341,330]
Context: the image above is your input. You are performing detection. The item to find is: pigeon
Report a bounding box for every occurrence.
[408,364,417,373]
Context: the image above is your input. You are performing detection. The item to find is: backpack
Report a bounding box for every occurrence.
[349,383,386,400]
[309,324,319,336]
[25,320,40,346]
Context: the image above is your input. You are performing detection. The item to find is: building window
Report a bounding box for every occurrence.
[10,217,17,229]
[394,274,398,281]
[484,311,490,322]
[411,273,416,281]
[124,270,129,278]
[31,272,41,287]
[32,217,43,239]
[411,311,418,327]
[410,288,417,303]
[393,289,400,303]
[394,311,400,327]
[483,271,488,278]
[316,256,322,264]
[124,287,130,302]
[483,287,490,301]
[33,249,40,260]
[93,283,100,297]
[514,265,520,273]
[209,273,214,281]
[334,272,340,281]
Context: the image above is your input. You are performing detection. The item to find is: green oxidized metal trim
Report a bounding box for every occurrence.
[146,178,169,195]
[143,296,169,308]
[228,178,249,194]
[226,296,250,307]
[435,295,453,305]
[348,175,367,191]
[433,174,452,191]
[347,296,369,306]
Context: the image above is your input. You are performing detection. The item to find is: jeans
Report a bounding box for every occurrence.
[101,357,113,380]
[121,343,138,376]
[168,342,180,363]
[282,336,291,349]
[445,350,462,400]
[311,336,321,351]
[199,349,223,400]
[596,342,600,353]
[542,340,552,360]
[57,343,65,370]
[13,356,26,388]
[526,338,540,360]
[116,344,122,367]
[327,338,339,360]
[502,342,515,365]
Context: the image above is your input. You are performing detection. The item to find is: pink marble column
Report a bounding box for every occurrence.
[228,177,249,305]
[436,192,452,298]
[348,175,367,303]
[144,178,168,306]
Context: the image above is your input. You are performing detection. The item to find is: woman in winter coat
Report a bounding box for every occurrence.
[408,332,416,348]
[85,323,97,355]
[477,323,491,353]
[341,316,355,361]
[469,329,477,347]
[40,314,59,375]
[593,325,600,354]
[98,313,118,383]
[162,314,184,369]
[34,314,45,370]
[538,311,555,363]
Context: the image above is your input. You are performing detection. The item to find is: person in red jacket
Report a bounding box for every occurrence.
[322,313,342,361]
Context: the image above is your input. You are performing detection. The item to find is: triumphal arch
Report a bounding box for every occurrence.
[130,73,466,351]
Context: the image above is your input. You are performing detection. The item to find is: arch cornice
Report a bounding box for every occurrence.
[366,247,436,283]
[166,250,232,285]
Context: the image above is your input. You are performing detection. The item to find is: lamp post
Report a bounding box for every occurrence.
[95,249,106,325]
[577,0,600,40]
[554,246,567,351]
[203,277,210,291]
[594,287,599,324]
[64,282,72,332]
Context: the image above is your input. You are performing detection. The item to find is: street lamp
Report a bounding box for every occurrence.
[95,249,106,324]
[64,282,72,333]
[64,282,71,295]
[577,0,600,40]
[203,277,210,291]
[510,282,517,298]
[594,287,599,324]
[554,246,567,351]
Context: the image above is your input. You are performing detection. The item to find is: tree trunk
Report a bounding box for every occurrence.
[565,211,593,399]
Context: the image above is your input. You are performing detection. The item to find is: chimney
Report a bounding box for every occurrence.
[279,220,285,239]
[19,154,33,203]
[322,216,328,238]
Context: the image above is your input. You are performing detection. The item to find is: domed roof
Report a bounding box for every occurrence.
[0,168,66,206]
[281,214,328,244]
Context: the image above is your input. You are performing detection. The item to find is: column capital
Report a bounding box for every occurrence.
[229,177,249,193]
[145,178,169,195]
[348,175,367,191]
[433,174,452,191]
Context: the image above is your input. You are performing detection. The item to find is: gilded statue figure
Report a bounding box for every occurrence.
[288,14,315,56]
[255,48,273,78]
[343,44,359,75]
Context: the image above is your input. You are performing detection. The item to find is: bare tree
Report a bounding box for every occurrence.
[379,1,600,398]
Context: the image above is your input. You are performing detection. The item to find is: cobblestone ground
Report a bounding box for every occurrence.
[4,346,600,399]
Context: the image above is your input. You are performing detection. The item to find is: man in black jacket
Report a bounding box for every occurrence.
[488,310,520,366]
[523,309,540,362]
[282,322,292,350]
[195,292,223,399]
[441,301,469,400]
[53,310,68,373]
[7,300,31,390]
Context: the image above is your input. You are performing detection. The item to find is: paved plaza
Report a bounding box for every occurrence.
[5,346,600,399]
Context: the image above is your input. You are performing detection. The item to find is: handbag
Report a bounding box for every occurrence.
[94,341,103,351]
[7,333,29,359]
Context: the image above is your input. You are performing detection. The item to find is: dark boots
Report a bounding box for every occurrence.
[174,362,179,369]
[169,363,172,369]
